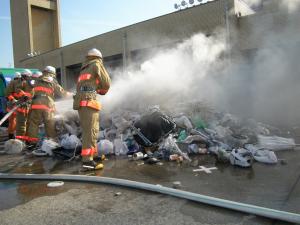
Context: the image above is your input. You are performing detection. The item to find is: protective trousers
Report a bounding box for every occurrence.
[78,107,99,162]
[26,109,56,143]
[15,107,29,141]
[8,112,16,135]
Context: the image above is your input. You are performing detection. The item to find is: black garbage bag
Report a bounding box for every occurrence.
[133,110,176,147]
[52,145,82,161]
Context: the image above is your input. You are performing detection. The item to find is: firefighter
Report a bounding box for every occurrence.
[31,71,42,85]
[26,66,71,148]
[5,72,22,139]
[73,48,111,170]
[15,69,34,141]
[5,69,33,141]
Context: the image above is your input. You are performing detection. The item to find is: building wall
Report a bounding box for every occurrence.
[31,6,55,52]
[237,6,300,51]
[10,0,61,67]
[10,0,31,67]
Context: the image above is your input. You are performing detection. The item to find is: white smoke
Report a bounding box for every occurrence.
[102,32,227,112]
[55,0,300,129]
[279,0,300,13]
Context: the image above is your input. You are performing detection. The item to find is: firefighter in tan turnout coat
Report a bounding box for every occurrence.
[73,48,111,170]
[26,66,70,147]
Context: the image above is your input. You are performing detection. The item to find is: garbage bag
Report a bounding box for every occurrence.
[60,134,81,150]
[243,143,278,164]
[97,139,114,155]
[182,135,208,144]
[133,110,176,147]
[253,150,277,164]
[229,148,253,168]
[258,135,296,151]
[41,140,60,156]
[208,145,231,162]
[113,138,129,155]
[159,135,191,161]
[173,115,193,131]
[4,139,25,154]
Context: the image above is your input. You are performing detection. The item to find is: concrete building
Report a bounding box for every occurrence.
[10,0,61,66]
[10,0,300,90]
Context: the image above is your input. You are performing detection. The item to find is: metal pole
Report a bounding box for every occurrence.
[122,32,127,73]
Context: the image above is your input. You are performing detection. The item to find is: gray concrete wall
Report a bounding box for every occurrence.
[10,0,61,67]
[10,0,31,67]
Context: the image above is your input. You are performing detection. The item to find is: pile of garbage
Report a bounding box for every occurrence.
[2,102,297,169]
[45,102,297,168]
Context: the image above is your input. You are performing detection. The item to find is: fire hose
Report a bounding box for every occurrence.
[0,173,299,224]
[0,96,30,126]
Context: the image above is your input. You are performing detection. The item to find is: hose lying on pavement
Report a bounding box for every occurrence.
[0,173,299,224]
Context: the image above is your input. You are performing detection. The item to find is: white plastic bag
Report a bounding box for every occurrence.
[113,138,128,155]
[60,134,81,149]
[41,139,60,156]
[253,150,278,164]
[4,139,25,154]
[258,135,296,151]
[173,115,193,131]
[97,139,114,155]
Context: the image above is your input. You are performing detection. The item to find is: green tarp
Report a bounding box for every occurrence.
[0,68,39,84]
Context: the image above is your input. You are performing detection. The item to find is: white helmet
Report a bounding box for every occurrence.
[21,69,32,77]
[87,48,102,58]
[32,71,42,78]
[43,66,56,75]
[229,148,253,168]
[15,72,21,78]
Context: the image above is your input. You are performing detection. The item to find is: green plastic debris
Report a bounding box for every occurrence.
[192,116,207,129]
[178,130,188,142]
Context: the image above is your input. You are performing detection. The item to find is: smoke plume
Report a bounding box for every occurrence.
[56,0,300,129]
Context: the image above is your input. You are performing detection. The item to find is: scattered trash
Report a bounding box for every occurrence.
[244,144,277,164]
[173,115,193,131]
[40,139,60,156]
[60,134,81,150]
[253,150,278,164]
[47,181,64,188]
[258,135,296,151]
[4,139,25,154]
[193,166,218,174]
[97,139,114,155]
[133,152,144,160]
[230,148,253,168]
[177,130,188,142]
[145,157,160,164]
[133,110,176,147]
[32,149,49,157]
[113,138,129,155]
[169,154,183,162]
[172,181,182,189]
[114,192,122,196]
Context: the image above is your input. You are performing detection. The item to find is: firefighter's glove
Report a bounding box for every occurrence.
[20,95,29,102]
[7,100,16,109]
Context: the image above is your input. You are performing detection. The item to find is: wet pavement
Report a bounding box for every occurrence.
[0,149,299,224]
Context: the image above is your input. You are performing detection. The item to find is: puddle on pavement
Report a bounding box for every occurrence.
[0,180,96,211]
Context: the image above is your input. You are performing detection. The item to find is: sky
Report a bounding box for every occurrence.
[0,0,197,67]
